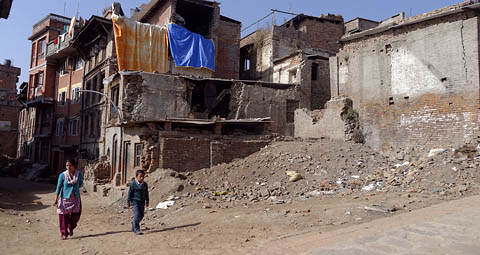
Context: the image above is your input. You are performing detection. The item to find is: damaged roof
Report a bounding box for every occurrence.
[343,1,480,42]
[73,16,112,44]
[131,0,217,22]
[0,0,13,19]
[282,13,343,29]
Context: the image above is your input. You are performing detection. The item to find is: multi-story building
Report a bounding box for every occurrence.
[45,18,83,174]
[71,15,118,163]
[0,59,21,157]
[18,14,77,174]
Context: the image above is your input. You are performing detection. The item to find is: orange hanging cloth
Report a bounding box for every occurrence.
[112,14,169,73]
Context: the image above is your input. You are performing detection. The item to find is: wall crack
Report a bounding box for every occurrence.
[460,19,468,82]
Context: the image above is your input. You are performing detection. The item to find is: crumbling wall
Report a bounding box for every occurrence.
[229,81,299,135]
[331,11,480,151]
[295,98,354,140]
[122,73,191,122]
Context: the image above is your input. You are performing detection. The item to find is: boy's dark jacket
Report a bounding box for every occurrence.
[127,181,149,205]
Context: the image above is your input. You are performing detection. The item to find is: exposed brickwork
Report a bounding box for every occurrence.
[159,137,211,171]
[210,139,269,166]
[215,19,241,79]
[362,93,479,151]
[332,6,480,152]
[159,136,269,172]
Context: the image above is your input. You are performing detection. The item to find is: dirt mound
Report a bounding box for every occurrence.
[145,138,480,208]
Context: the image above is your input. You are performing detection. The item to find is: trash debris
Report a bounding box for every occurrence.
[214,191,230,196]
[155,201,175,210]
[362,182,377,191]
[394,162,410,168]
[286,171,303,182]
[428,149,446,157]
[363,205,390,213]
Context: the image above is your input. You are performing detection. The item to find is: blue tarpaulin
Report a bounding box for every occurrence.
[167,24,215,71]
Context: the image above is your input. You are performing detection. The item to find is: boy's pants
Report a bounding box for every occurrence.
[132,201,145,232]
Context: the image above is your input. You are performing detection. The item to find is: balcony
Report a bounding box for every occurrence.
[46,32,76,60]
[26,87,54,107]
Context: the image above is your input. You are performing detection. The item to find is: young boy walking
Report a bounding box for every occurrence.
[127,169,149,235]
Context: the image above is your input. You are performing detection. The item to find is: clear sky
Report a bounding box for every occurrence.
[0,0,462,85]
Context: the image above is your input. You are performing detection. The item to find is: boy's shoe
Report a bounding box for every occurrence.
[61,235,67,240]
[68,230,73,236]
[135,231,144,235]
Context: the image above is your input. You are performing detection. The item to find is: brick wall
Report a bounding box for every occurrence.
[210,139,269,166]
[160,137,211,171]
[240,15,343,82]
[331,10,480,152]
[214,19,241,79]
[159,136,269,172]
[363,93,479,151]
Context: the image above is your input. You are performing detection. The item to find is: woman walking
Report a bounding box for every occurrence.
[53,159,84,240]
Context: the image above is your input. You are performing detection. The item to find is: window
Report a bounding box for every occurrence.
[58,91,67,106]
[311,63,318,81]
[74,57,83,71]
[31,43,36,67]
[72,87,81,103]
[92,76,98,103]
[69,119,79,136]
[38,39,46,59]
[89,113,95,136]
[288,69,297,84]
[56,118,65,137]
[286,100,299,123]
[110,85,120,119]
[60,58,69,75]
[134,143,144,167]
[85,80,91,106]
[83,115,89,136]
[96,112,101,138]
[37,72,44,88]
[244,59,251,71]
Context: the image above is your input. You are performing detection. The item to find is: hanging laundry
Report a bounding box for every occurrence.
[167,23,215,71]
[68,16,76,37]
[112,14,169,73]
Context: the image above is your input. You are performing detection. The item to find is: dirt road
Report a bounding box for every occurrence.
[237,194,480,255]
[1,177,478,255]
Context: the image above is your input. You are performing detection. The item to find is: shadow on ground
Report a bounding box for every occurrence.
[0,177,53,211]
[148,222,202,233]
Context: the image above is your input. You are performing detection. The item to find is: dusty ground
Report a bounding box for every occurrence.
[2,139,479,254]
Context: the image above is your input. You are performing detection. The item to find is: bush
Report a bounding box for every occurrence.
[342,107,358,121]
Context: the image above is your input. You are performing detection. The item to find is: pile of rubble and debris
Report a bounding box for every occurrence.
[141,138,480,209]
[0,155,31,178]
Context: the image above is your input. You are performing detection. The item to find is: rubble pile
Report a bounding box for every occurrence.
[0,155,32,177]
[149,139,480,206]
